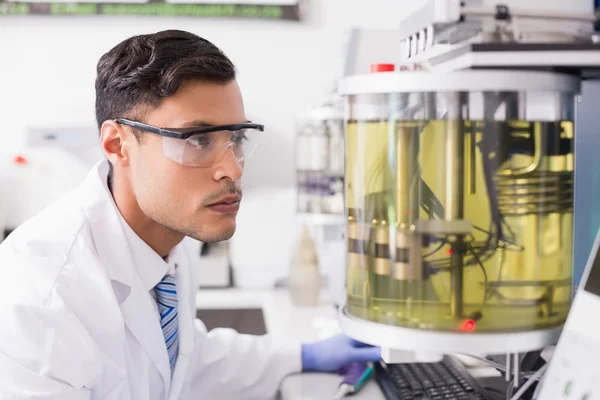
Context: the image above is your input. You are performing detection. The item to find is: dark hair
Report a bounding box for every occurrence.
[95,29,236,131]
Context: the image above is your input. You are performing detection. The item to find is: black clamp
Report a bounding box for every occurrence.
[495,4,511,21]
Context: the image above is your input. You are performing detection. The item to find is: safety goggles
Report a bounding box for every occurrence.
[114,118,265,168]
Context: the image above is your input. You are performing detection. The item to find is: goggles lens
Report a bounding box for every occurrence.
[162,128,262,167]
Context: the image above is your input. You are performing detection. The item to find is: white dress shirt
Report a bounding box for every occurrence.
[117,211,177,322]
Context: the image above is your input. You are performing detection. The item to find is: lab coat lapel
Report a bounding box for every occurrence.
[120,275,172,390]
[168,245,193,400]
[78,161,172,391]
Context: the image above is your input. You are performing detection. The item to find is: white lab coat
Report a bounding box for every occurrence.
[0,160,301,400]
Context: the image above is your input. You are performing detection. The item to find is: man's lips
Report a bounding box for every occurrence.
[207,196,241,213]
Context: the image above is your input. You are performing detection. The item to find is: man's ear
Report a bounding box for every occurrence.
[100,120,131,168]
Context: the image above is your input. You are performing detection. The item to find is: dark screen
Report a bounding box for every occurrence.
[196,308,267,335]
[583,244,600,297]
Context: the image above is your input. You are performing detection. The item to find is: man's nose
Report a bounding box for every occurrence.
[213,146,243,181]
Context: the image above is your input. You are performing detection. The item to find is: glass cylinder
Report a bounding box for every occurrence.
[343,71,577,332]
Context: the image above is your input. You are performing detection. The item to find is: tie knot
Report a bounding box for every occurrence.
[155,274,178,309]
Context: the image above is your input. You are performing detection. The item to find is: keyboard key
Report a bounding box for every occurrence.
[378,378,398,399]
[451,384,462,390]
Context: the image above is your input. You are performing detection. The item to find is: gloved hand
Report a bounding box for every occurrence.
[301,333,381,372]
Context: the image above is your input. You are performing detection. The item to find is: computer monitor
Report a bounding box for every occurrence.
[536,225,600,399]
[573,79,600,293]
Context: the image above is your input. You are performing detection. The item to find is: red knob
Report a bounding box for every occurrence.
[13,155,27,165]
[370,63,395,73]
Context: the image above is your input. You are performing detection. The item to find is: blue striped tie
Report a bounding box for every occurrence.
[155,275,179,372]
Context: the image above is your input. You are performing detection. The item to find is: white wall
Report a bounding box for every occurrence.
[0,0,423,188]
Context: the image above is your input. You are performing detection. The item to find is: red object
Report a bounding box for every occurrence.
[370,63,395,73]
[13,155,27,165]
[447,249,453,255]
[461,319,476,332]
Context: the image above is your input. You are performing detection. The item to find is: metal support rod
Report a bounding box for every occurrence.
[393,107,421,281]
[446,93,465,318]
[450,236,464,317]
[468,125,476,194]
[505,353,511,382]
[514,352,520,388]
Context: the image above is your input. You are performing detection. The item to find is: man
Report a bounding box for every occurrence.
[0,30,380,399]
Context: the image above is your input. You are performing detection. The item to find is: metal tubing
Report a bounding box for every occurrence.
[446,93,465,318]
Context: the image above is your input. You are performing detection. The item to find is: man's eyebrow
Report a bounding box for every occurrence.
[178,119,252,128]
[179,120,213,128]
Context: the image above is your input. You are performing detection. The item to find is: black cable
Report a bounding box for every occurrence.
[472,225,496,243]
[501,216,518,242]
[472,224,524,251]
[423,239,447,258]
[478,122,504,250]
[469,242,489,304]
[428,231,497,269]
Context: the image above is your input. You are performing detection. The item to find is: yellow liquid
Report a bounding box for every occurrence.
[345,119,573,332]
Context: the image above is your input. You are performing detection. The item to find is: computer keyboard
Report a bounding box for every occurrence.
[374,356,489,400]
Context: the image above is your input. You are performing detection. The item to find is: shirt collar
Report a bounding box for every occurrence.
[117,213,171,292]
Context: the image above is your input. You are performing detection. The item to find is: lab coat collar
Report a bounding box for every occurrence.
[78,160,135,293]
[78,159,173,390]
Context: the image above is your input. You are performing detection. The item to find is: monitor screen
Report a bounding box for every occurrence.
[584,243,600,297]
[196,308,267,335]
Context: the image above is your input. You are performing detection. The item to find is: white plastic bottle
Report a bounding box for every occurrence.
[288,226,321,306]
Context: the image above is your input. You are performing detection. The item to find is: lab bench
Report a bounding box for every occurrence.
[195,288,506,400]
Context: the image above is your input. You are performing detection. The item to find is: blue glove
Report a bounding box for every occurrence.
[301,333,381,372]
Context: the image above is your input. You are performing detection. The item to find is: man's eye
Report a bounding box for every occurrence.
[189,136,210,147]
[232,131,248,144]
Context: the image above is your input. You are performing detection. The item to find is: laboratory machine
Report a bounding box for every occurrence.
[334,0,600,398]
[295,95,345,216]
[0,127,101,243]
[294,95,347,303]
[341,69,577,355]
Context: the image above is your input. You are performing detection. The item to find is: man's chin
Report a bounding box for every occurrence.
[193,224,236,243]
